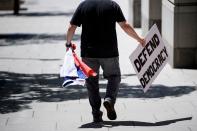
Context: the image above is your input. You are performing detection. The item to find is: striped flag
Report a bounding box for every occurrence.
[60,48,97,87]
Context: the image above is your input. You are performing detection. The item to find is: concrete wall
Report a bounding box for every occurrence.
[162,0,197,68]
[0,0,21,15]
[141,0,161,35]
[128,0,141,28]
[0,0,15,10]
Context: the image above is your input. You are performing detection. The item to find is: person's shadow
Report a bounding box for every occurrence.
[79,117,192,128]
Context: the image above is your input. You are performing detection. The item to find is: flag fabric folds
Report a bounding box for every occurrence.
[60,48,97,87]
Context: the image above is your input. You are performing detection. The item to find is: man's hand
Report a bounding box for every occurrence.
[65,42,76,51]
[66,47,70,51]
[65,42,71,51]
[138,38,146,47]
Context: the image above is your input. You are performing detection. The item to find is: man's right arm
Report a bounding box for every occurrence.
[118,21,145,46]
[65,24,77,49]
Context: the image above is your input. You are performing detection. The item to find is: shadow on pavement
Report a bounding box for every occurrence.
[118,83,196,98]
[0,72,196,114]
[0,11,74,17]
[79,117,192,128]
[0,57,61,61]
[0,33,80,46]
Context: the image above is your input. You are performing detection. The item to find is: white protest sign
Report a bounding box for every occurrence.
[129,24,169,92]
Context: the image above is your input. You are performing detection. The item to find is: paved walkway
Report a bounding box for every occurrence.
[0,0,197,131]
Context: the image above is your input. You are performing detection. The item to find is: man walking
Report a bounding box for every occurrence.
[66,0,145,123]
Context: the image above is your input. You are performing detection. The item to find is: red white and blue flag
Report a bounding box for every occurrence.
[60,48,97,87]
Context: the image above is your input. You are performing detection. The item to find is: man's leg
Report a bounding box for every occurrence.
[100,57,121,120]
[82,58,102,122]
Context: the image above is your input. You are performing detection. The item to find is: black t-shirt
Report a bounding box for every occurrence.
[70,0,126,58]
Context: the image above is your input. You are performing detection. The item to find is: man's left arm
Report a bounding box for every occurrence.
[118,21,145,47]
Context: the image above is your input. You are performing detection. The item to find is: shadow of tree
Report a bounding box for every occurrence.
[118,83,196,98]
[0,71,196,114]
[0,33,80,46]
[79,117,192,128]
[0,11,74,17]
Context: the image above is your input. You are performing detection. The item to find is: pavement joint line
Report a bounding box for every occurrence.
[170,106,178,114]
[189,101,197,110]
[122,102,126,109]
[0,57,62,61]
[132,121,135,127]
[153,114,158,122]
[80,115,83,122]
[132,121,137,127]
[180,69,184,75]
[5,117,9,126]
[56,104,59,111]
[55,122,58,130]
[165,71,171,79]
[188,127,192,131]
[192,81,197,88]
[41,67,44,74]
[32,110,35,118]
[181,70,197,87]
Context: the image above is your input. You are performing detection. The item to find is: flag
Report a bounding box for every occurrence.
[60,47,97,88]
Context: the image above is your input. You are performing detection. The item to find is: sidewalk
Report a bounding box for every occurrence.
[0,0,197,131]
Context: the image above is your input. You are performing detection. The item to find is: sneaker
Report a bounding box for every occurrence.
[103,99,117,120]
[93,111,103,123]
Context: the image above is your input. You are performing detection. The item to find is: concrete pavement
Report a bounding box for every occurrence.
[0,0,197,131]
